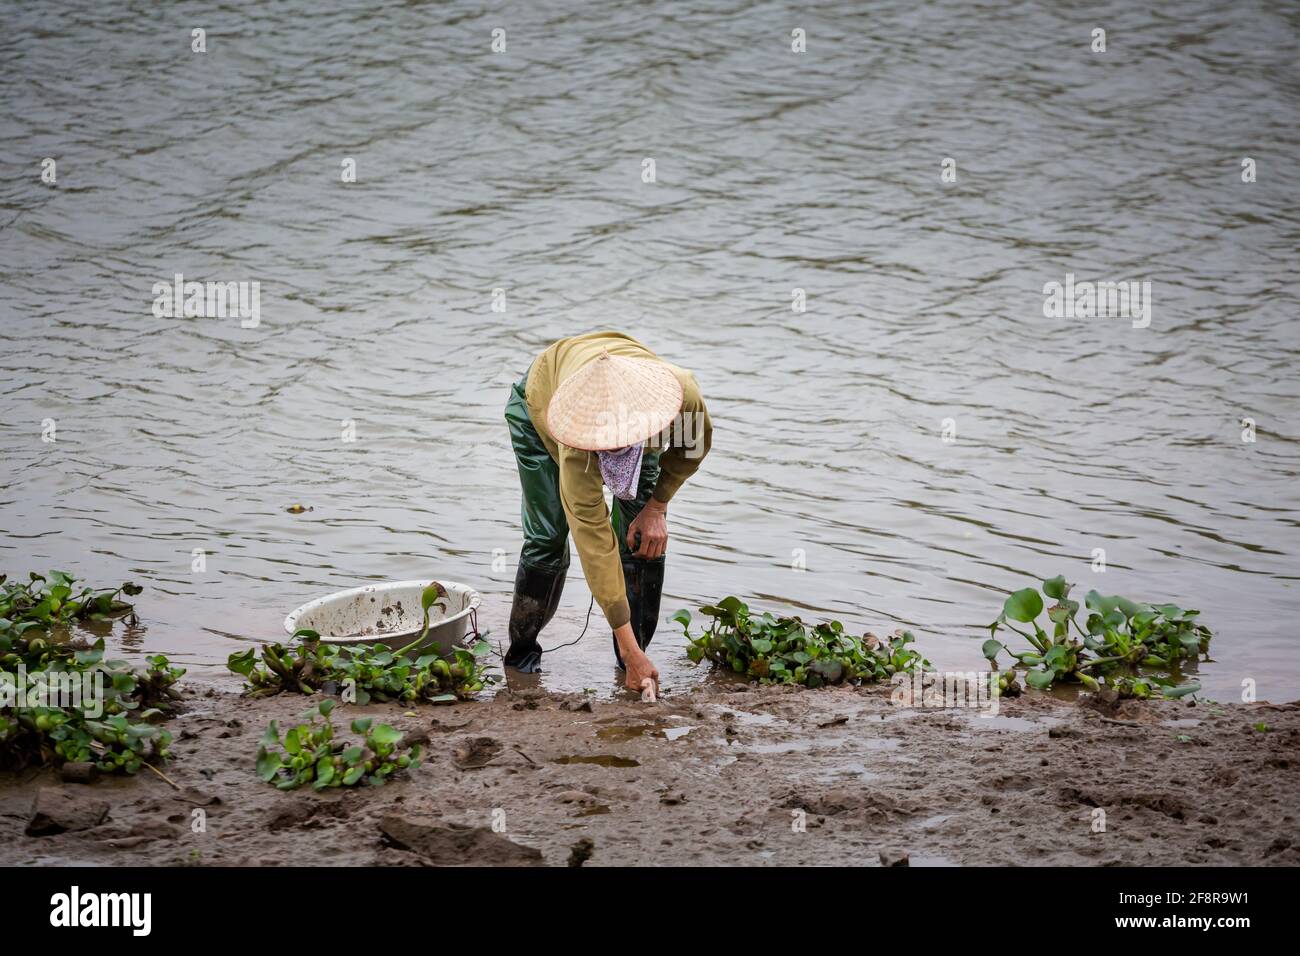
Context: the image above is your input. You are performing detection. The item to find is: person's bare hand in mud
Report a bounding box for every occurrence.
[614,622,659,697]
[623,646,660,698]
[627,499,668,559]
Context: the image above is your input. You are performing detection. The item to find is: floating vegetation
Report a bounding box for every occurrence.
[0,573,180,774]
[983,575,1211,698]
[1,570,141,632]
[256,699,421,790]
[672,597,928,687]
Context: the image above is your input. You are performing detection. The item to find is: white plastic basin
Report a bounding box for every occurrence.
[283,580,482,657]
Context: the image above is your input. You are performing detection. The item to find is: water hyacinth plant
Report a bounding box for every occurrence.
[228,633,492,703]
[256,699,421,790]
[672,597,928,687]
[1,573,180,774]
[229,580,491,702]
[983,575,1212,698]
[1,570,141,634]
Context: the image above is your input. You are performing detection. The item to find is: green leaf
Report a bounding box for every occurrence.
[226,650,256,681]
[74,640,106,666]
[1024,669,1055,690]
[368,724,402,747]
[1042,575,1068,600]
[256,748,281,782]
[669,608,692,629]
[1085,590,1118,615]
[1003,588,1043,623]
[314,758,335,788]
[1114,597,1146,619]
[981,639,1004,662]
[1162,682,1200,699]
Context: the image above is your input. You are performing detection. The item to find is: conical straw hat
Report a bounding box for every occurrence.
[546,350,684,451]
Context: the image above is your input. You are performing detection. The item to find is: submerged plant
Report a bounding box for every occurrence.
[255,699,421,790]
[672,597,928,688]
[983,575,1211,698]
[1,573,179,774]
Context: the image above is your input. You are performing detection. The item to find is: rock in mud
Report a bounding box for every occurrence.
[26,787,110,836]
[267,799,350,831]
[556,790,598,807]
[379,815,543,866]
[879,849,909,867]
[568,837,595,867]
[453,736,503,769]
[180,786,221,807]
[59,762,99,785]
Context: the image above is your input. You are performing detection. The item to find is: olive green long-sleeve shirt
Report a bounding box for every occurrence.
[524,331,712,629]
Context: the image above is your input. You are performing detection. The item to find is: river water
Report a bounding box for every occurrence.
[2,0,1298,700]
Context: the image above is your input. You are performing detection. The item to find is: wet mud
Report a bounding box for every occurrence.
[1,678,1297,866]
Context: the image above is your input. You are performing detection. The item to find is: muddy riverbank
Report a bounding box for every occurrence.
[2,676,1297,867]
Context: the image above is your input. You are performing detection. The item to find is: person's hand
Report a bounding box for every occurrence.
[623,646,660,698]
[627,500,668,559]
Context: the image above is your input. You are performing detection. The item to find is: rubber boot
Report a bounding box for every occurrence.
[612,556,665,670]
[505,563,566,673]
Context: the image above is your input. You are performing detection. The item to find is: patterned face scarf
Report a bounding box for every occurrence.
[597,443,643,500]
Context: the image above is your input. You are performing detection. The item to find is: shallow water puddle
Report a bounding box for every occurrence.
[595,720,696,742]
[551,755,640,768]
[740,735,899,755]
[962,713,1063,732]
[811,760,881,784]
[722,708,779,726]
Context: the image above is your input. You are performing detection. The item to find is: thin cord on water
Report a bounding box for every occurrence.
[544,595,596,653]
[489,594,596,660]
[493,534,633,659]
